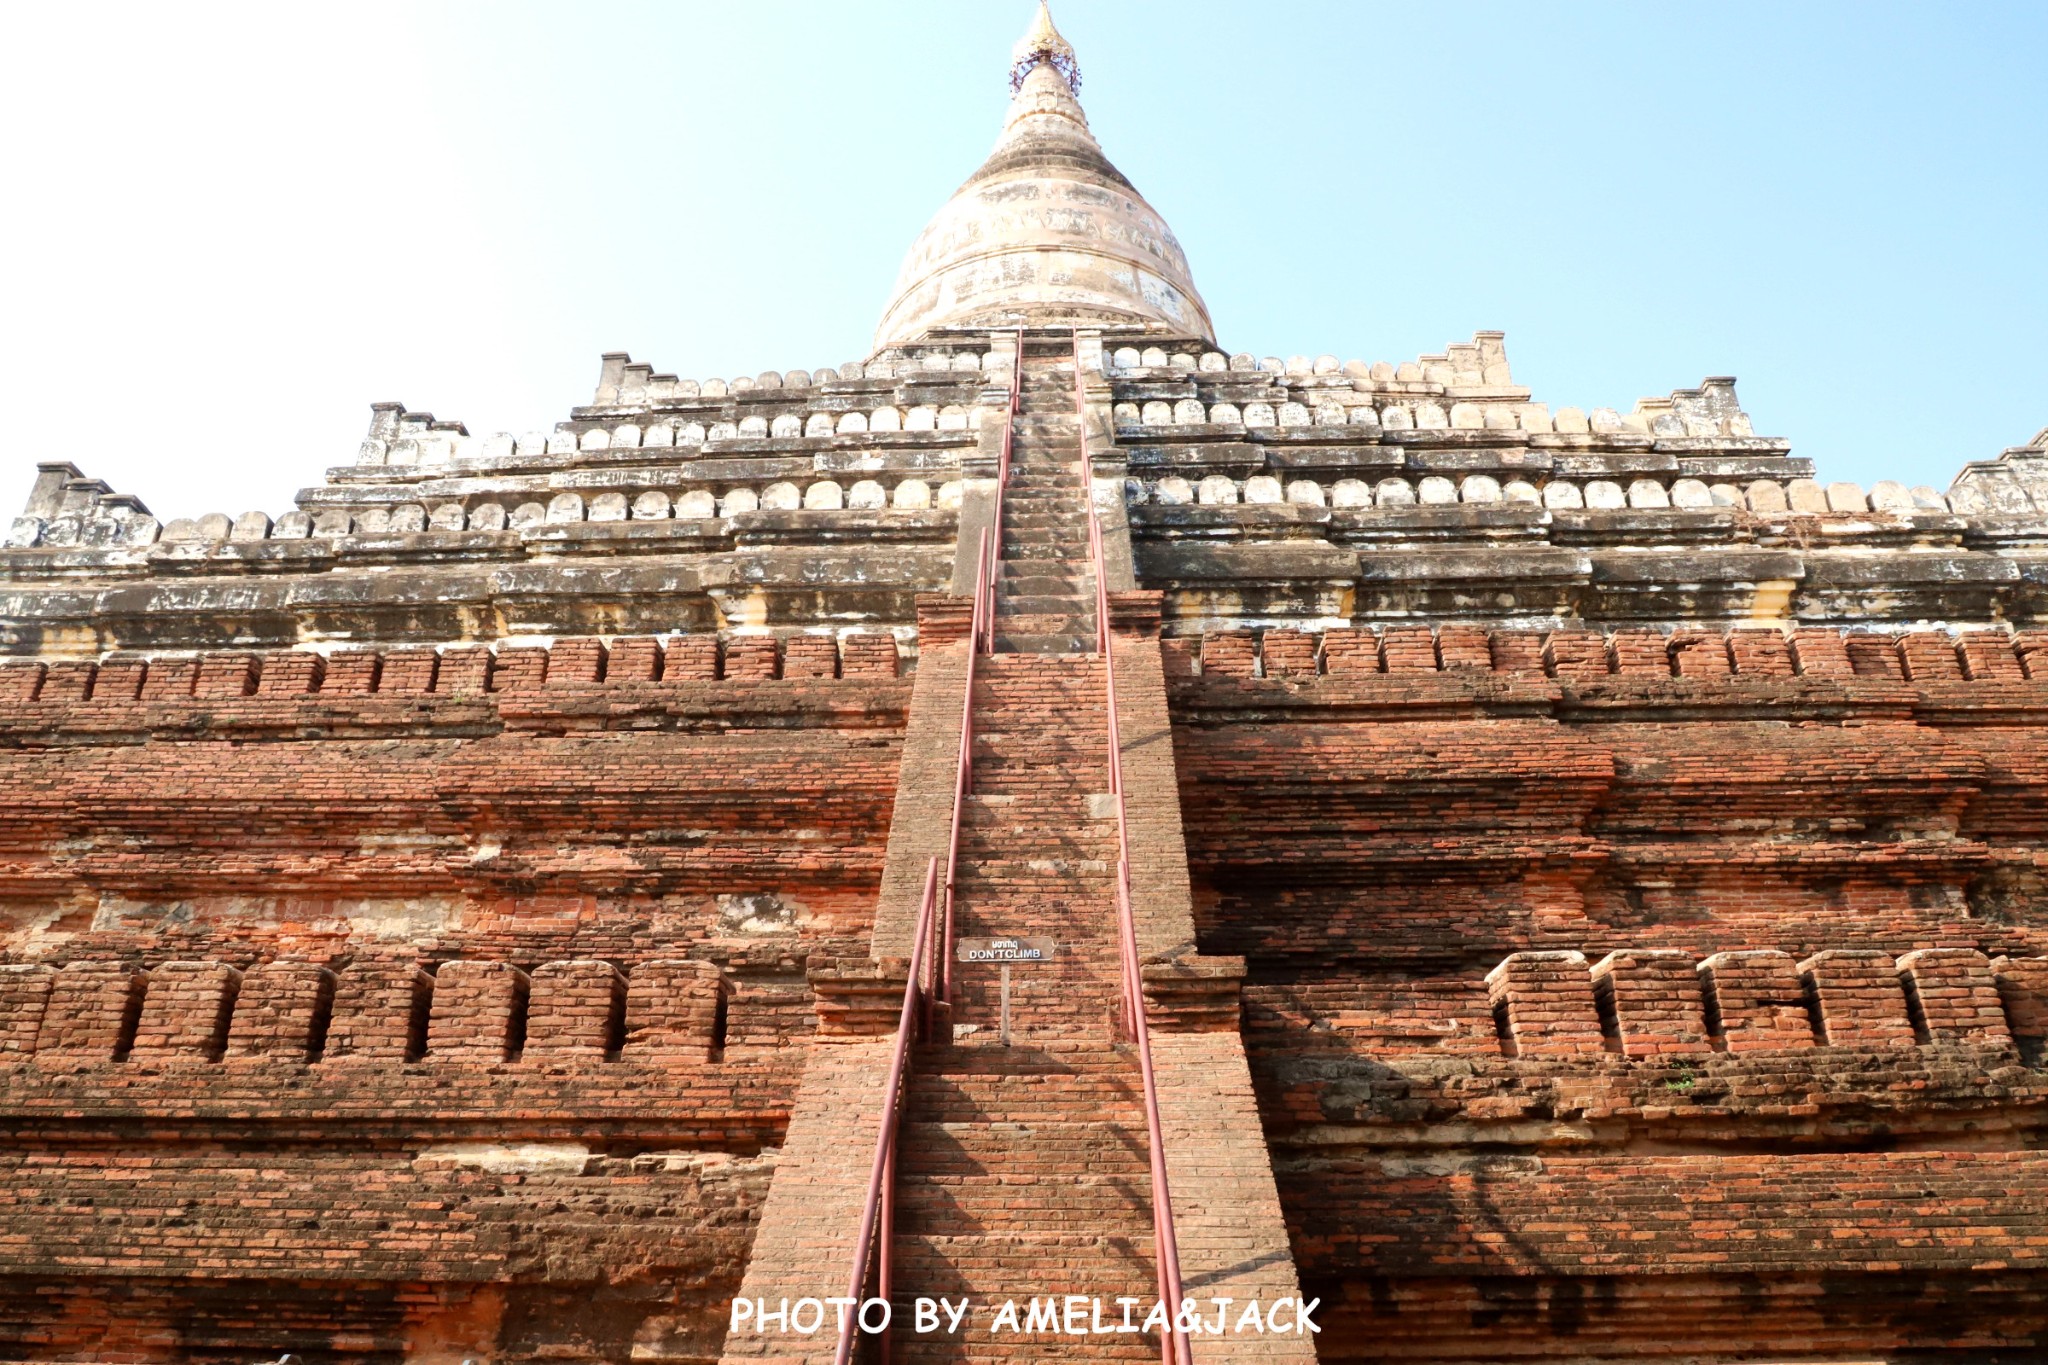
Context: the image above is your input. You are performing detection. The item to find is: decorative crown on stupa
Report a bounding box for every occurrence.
[1010,1,1080,94]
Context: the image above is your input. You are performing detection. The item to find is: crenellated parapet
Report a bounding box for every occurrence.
[588,343,1004,409]
[1485,946,2043,1059]
[0,633,907,752]
[0,954,728,1071]
[0,351,1014,655]
[1164,620,2048,683]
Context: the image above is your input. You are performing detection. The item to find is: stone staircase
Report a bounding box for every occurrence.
[877,348,1165,1359]
[888,1043,1160,1361]
[991,348,1099,656]
[947,657,1124,1031]
[722,341,1310,1365]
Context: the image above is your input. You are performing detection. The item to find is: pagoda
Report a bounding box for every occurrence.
[1,6,2046,1362]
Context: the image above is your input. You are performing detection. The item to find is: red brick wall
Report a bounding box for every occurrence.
[0,634,905,1362]
[1174,623,2048,1359]
[8,620,2048,1361]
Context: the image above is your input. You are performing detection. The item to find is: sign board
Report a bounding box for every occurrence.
[956,937,1058,964]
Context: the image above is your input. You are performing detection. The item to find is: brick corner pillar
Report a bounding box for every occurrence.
[716,1038,897,1365]
[1113,586,1317,1362]
[867,593,976,959]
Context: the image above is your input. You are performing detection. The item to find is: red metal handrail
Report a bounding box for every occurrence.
[1071,331,1193,1365]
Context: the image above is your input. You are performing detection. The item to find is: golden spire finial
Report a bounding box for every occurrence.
[1010,1,1080,94]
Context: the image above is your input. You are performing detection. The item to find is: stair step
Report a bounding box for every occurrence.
[995,560,1089,577]
[1003,544,1086,561]
[983,630,1097,646]
[896,1125,1149,1174]
[957,802,1111,831]
[949,844,1115,869]
[994,638,1096,656]
[998,488,1081,502]
[888,1345,1162,1362]
[967,698,1103,719]
[993,609,1094,625]
[974,654,1102,674]
[882,1233,1159,1301]
[990,631,1096,648]
[962,752,1107,772]
[907,1095,1142,1123]
[995,561,1088,577]
[997,601,1091,620]
[969,731,1101,752]
[998,572,1088,592]
[994,638,1096,655]
[995,575,1088,589]
[909,1063,1140,1096]
[966,703,1102,721]
[895,1201,1150,1236]
[970,663,1102,679]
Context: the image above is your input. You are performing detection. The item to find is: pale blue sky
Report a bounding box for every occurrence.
[2,2,2042,520]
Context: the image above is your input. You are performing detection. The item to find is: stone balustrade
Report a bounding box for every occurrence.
[1108,343,1513,388]
[1131,472,1985,516]
[358,404,985,469]
[1113,396,1767,438]
[595,347,998,406]
[9,476,963,549]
